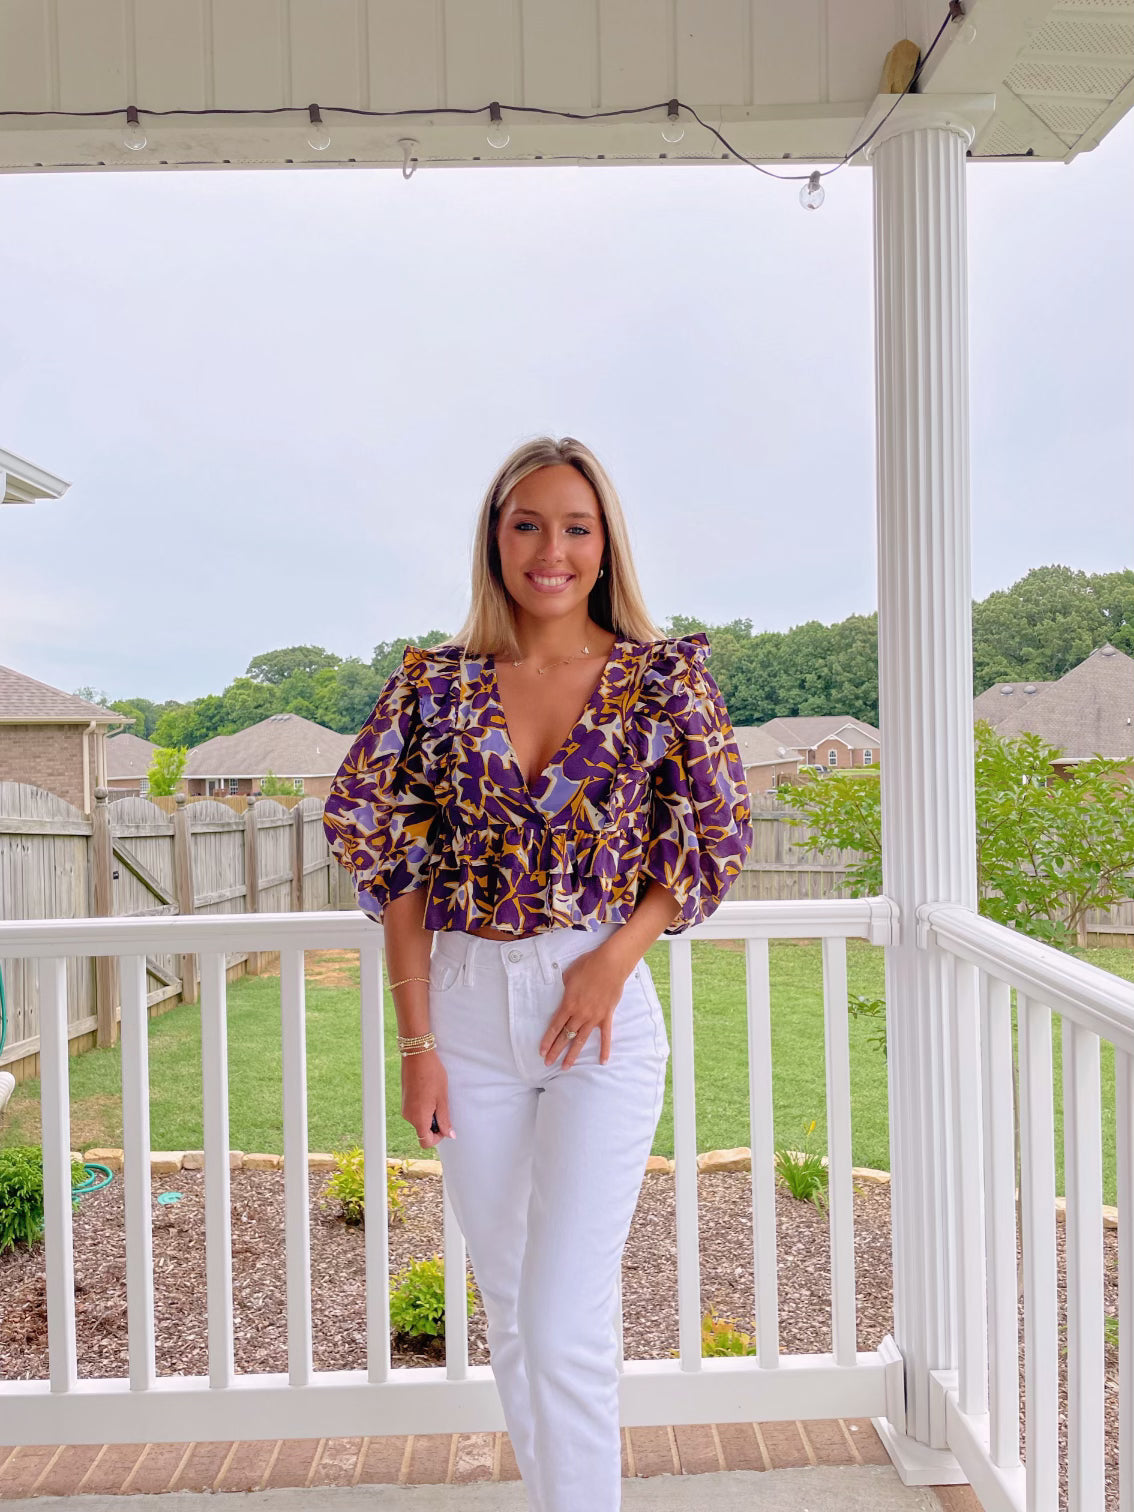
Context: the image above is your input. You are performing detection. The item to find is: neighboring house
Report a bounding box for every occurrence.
[185,712,353,798]
[974,643,1134,777]
[1,445,70,507]
[0,665,130,812]
[106,732,160,796]
[757,715,882,771]
[731,726,802,794]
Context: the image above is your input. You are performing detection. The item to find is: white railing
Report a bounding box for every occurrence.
[0,898,899,1447]
[921,902,1131,1512]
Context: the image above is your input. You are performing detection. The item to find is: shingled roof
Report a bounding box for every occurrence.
[107,732,159,780]
[979,644,1134,761]
[973,678,1055,726]
[758,715,882,749]
[731,725,801,769]
[0,664,126,725]
[185,712,353,779]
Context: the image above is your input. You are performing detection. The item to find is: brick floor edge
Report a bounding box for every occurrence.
[0,1422,983,1504]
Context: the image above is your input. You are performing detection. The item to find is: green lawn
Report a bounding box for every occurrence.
[2,941,1129,1205]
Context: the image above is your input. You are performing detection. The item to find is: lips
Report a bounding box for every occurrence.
[526,572,575,593]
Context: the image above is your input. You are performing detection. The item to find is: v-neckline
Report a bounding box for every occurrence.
[486,637,626,802]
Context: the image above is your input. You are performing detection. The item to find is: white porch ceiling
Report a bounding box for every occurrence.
[0,0,1130,172]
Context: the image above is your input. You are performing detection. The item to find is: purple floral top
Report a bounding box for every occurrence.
[322,632,753,936]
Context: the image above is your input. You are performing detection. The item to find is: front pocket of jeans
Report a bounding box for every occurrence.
[429,959,463,995]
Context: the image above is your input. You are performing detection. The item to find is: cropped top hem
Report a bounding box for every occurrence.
[323,632,753,937]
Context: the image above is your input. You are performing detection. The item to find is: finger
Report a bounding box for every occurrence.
[544,1021,581,1066]
[435,1094,456,1140]
[562,1024,594,1070]
[600,1018,612,1065]
[539,1012,572,1058]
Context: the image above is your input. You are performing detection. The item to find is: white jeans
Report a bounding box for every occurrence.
[429,921,671,1512]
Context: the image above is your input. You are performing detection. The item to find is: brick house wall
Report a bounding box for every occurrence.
[187,773,335,799]
[804,738,879,769]
[0,724,97,810]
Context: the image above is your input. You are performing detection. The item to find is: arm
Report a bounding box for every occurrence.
[384,888,455,1148]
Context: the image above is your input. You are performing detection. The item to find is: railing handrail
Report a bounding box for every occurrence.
[920,900,1134,1055]
[0,895,901,957]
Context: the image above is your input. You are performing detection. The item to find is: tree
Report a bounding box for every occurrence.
[73,685,109,706]
[110,697,157,738]
[218,677,278,733]
[246,646,342,685]
[147,746,188,797]
[970,564,1123,692]
[777,723,1134,950]
[259,769,297,796]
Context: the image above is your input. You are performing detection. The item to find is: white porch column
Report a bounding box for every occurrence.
[868,109,980,1473]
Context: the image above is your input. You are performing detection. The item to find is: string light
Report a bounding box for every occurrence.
[487,101,510,150]
[799,170,824,210]
[661,100,684,144]
[121,105,146,152]
[305,103,331,151]
[11,5,962,204]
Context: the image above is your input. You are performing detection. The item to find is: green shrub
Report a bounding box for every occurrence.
[700,1307,758,1357]
[322,1147,408,1226]
[389,1255,475,1341]
[848,993,888,1058]
[774,1120,829,1210]
[0,1146,85,1255]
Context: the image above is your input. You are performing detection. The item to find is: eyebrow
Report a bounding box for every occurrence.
[509,507,597,520]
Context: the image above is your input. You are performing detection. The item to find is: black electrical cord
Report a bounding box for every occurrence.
[0,3,963,183]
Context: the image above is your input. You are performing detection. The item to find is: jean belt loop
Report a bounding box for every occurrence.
[533,931,558,986]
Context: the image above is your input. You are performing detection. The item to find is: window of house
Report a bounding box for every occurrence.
[864,750,873,765]
[228,778,239,795]
[828,749,838,766]
[139,776,149,792]
[293,778,304,794]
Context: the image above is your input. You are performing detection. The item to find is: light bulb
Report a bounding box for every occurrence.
[122,107,147,152]
[487,102,510,150]
[799,170,825,210]
[306,104,331,151]
[662,100,684,145]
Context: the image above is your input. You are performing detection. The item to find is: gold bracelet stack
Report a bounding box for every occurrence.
[397,1031,437,1058]
[388,975,430,990]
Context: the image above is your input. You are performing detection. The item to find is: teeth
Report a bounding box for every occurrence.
[531,574,571,586]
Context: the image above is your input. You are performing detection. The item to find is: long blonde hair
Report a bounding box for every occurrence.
[454,437,659,660]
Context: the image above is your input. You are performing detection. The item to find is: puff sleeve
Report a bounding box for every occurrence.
[640,640,753,933]
[322,649,441,924]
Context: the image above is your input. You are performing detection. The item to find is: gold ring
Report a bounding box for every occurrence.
[564,1028,578,1040]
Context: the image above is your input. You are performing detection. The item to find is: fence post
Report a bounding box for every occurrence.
[90,787,119,1048]
[292,802,306,913]
[244,793,260,975]
[172,793,198,1004]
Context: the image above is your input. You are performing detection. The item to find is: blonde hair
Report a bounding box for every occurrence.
[454,436,659,660]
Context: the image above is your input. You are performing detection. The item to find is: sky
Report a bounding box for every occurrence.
[1,111,1132,707]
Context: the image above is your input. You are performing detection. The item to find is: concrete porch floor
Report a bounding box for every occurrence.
[0,1423,982,1510]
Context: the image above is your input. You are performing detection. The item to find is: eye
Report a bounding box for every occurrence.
[566,525,591,535]
[513,521,538,531]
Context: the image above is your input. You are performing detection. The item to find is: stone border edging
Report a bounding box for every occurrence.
[76,1145,1120,1230]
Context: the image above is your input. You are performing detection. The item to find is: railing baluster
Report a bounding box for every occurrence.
[199,952,234,1388]
[1017,992,1059,1506]
[280,945,313,1386]
[821,936,855,1366]
[443,1183,469,1380]
[119,954,155,1391]
[1062,1017,1105,1508]
[979,974,1019,1468]
[1119,1047,1134,1512]
[669,937,701,1370]
[38,957,77,1393]
[949,956,986,1416]
[359,943,391,1383]
[746,937,779,1367]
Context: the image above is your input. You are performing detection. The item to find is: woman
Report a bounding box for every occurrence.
[323,437,752,1512]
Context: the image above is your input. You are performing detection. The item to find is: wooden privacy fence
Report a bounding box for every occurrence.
[0,782,353,1081]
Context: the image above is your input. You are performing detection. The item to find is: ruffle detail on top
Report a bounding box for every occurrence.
[321,643,461,924]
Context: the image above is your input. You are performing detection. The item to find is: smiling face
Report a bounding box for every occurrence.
[495,463,607,629]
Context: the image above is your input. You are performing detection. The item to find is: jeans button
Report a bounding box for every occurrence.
[508,949,523,963]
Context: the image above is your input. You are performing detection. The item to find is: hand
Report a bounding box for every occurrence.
[401,1051,455,1147]
[539,944,635,1069]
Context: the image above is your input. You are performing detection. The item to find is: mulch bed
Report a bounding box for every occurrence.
[0,1168,1120,1509]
